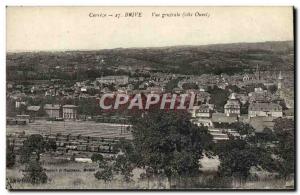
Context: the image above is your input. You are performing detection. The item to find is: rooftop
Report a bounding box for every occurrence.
[44,104,60,110]
[211,113,238,124]
[249,102,282,112]
[63,104,78,108]
[27,106,41,111]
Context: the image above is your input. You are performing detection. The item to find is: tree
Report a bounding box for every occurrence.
[20,134,46,163]
[22,160,48,184]
[92,153,114,183]
[208,86,230,112]
[131,109,213,188]
[273,118,295,178]
[20,134,56,164]
[215,138,261,180]
[114,154,134,182]
[232,122,255,138]
[215,134,278,183]
[91,153,104,163]
[256,128,277,143]
[114,139,142,166]
[77,98,98,118]
[94,166,113,183]
[226,85,241,93]
[182,83,199,90]
[111,139,141,182]
[45,139,57,152]
[91,153,108,169]
[269,84,278,94]
[240,101,249,114]
[6,140,16,168]
[165,78,181,92]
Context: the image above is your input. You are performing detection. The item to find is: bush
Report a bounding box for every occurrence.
[94,166,113,182]
[6,140,16,168]
[22,160,48,184]
[91,153,104,163]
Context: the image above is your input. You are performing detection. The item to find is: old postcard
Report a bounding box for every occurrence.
[6,6,295,190]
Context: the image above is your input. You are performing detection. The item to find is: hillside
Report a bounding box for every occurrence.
[7,41,294,78]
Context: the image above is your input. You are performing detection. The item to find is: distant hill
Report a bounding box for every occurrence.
[7,41,294,78]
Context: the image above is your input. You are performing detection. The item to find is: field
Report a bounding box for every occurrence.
[6,154,292,190]
[6,120,132,139]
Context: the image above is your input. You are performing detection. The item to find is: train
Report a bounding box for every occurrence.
[7,132,125,155]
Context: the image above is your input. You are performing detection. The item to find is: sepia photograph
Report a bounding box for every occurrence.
[5,6,295,190]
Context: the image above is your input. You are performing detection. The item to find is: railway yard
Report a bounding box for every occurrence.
[7,120,132,159]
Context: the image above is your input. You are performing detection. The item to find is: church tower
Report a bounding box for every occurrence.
[255,64,260,81]
[278,71,283,90]
[277,71,283,98]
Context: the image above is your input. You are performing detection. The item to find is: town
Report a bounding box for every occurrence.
[7,63,294,141]
[6,42,295,189]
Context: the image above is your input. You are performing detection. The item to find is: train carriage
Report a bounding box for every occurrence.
[77,145,87,151]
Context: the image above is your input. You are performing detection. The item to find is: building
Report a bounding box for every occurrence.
[243,74,250,82]
[211,113,238,128]
[26,106,41,118]
[44,104,60,118]
[62,105,78,120]
[16,115,31,124]
[224,93,240,117]
[97,75,129,85]
[248,88,272,103]
[190,104,212,118]
[255,64,260,81]
[208,128,240,142]
[277,71,284,99]
[277,71,283,90]
[248,102,282,118]
[192,118,213,127]
[15,100,26,109]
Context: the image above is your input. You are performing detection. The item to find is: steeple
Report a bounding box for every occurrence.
[278,71,283,80]
[278,71,283,90]
[277,71,283,99]
[255,64,260,81]
[229,93,237,100]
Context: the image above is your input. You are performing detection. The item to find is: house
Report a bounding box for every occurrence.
[198,85,208,92]
[44,104,61,118]
[224,93,240,117]
[211,113,238,128]
[248,102,282,118]
[26,106,41,118]
[16,115,31,124]
[191,118,213,127]
[147,87,164,94]
[97,75,129,85]
[62,105,78,120]
[243,74,250,82]
[248,88,272,103]
[173,87,183,94]
[80,87,88,92]
[15,100,26,109]
[190,104,211,118]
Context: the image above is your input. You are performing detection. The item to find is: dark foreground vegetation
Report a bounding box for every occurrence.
[7,109,294,189]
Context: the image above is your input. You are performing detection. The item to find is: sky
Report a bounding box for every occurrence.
[6,6,294,52]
